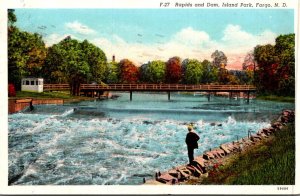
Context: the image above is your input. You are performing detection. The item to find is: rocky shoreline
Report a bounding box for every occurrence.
[144,109,295,185]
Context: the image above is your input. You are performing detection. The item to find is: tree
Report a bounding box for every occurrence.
[106,61,120,83]
[140,60,165,83]
[8,9,17,27]
[229,70,252,85]
[211,50,227,69]
[218,68,230,84]
[242,52,255,71]
[81,39,107,84]
[43,36,107,95]
[254,44,278,93]
[201,59,218,84]
[8,27,47,89]
[166,56,182,83]
[182,59,203,84]
[119,59,139,83]
[275,34,295,96]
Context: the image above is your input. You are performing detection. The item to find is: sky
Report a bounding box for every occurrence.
[14,9,294,70]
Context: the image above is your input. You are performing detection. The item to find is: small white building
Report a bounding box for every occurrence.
[21,78,44,93]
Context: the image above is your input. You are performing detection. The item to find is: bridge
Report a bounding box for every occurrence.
[44,83,256,102]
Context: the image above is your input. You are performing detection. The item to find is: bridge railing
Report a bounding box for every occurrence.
[43,84,70,91]
[79,84,256,91]
[43,83,256,91]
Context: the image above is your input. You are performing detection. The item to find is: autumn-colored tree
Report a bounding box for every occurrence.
[254,44,279,93]
[119,59,139,83]
[165,56,182,83]
[242,52,255,71]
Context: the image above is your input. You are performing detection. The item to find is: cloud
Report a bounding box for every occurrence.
[65,21,96,35]
[44,25,277,70]
[44,33,77,47]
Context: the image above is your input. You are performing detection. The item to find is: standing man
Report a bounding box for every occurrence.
[185,124,200,165]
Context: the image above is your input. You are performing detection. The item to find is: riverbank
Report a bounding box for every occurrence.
[144,110,295,185]
[185,120,295,185]
[9,91,96,113]
[257,95,295,103]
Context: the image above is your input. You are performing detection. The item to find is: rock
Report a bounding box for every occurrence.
[250,135,261,142]
[186,165,202,177]
[194,156,206,168]
[192,162,206,174]
[156,173,178,184]
[203,152,215,160]
[177,168,191,180]
[220,144,231,154]
[168,169,181,179]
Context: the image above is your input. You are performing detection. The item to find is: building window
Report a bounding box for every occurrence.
[31,81,34,85]
[26,80,29,85]
[36,81,39,85]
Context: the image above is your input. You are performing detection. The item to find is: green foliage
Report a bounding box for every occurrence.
[140,60,165,83]
[229,70,253,85]
[200,122,295,185]
[107,61,120,83]
[256,95,294,103]
[201,60,218,84]
[182,59,203,84]
[8,9,17,26]
[254,34,295,97]
[8,26,47,89]
[43,37,107,95]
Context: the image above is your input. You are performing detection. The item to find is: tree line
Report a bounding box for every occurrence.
[8,10,294,97]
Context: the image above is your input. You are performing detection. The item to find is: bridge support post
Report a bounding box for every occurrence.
[229,92,233,100]
[168,91,171,101]
[247,91,250,104]
[130,91,132,101]
[207,93,211,102]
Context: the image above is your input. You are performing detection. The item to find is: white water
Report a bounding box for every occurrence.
[8,92,294,185]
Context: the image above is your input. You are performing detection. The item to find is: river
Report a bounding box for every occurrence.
[8,92,294,185]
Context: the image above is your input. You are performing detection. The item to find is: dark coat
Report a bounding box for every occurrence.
[185,131,200,149]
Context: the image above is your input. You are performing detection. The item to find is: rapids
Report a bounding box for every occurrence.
[8,92,294,185]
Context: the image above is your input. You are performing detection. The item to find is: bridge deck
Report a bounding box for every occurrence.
[79,84,256,92]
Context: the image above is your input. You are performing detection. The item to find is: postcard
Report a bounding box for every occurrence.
[1,0,299,194]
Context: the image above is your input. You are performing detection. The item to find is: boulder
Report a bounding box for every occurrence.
[194,156,205,168]
[203,151,215,160]
[186,165,202,177]
[156,173,178,184]
[168,169,181,179]
[220,144,231,154]
[177,168,191,180]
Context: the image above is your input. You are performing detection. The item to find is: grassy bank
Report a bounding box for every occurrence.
[257,95,295,103]
[15,91,94,102]
[186,121,295,185]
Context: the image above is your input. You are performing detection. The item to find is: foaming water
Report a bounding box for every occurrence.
[8,92,294,185]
